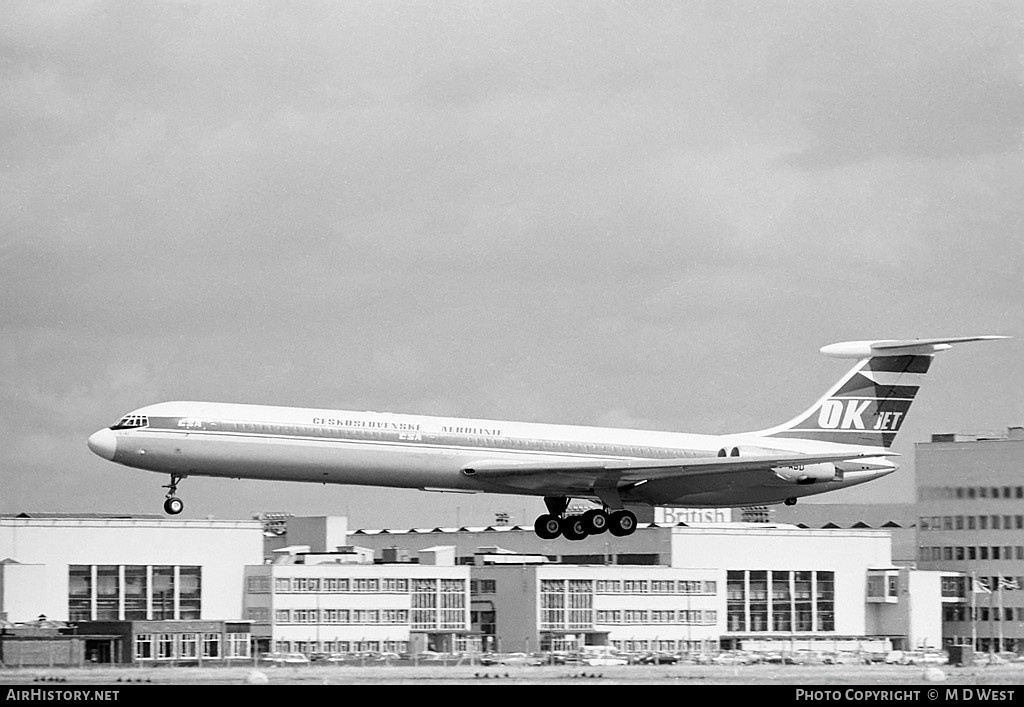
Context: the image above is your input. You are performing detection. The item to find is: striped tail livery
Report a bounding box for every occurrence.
[754,336,1008,447]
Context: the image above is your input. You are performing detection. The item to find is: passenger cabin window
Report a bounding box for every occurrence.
[111,415,149,430]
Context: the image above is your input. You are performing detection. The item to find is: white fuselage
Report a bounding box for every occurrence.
[88,401,895,508]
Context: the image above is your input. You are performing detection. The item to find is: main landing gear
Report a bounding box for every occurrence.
[533,496,637,541]
[162,474,186,515]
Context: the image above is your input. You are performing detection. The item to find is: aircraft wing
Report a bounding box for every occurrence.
[462,451,895,486]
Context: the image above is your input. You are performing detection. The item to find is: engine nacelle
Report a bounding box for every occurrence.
[771,462,838,485]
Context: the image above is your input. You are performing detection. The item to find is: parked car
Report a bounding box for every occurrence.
[414,651,461,663]
[349,651,400,663]
[497,652,545,666]
[579,647,629,666]
[885,650,947,665]
[639,652,679,665]
[410,650,443,660]
[259,652,310,666]
[583,655,629,666]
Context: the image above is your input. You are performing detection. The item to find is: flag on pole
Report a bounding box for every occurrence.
[998,576,1020,591]
[973,577,992,594]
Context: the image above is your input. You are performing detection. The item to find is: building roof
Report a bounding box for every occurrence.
[768,503,916,529]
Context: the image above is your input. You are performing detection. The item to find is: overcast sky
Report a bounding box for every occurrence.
[2,1,1022,530]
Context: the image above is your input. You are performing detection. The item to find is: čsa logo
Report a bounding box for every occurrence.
[817,399,904,431]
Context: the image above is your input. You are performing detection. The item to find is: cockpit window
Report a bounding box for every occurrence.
[111,415,149,430]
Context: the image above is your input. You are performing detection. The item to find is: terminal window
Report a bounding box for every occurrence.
[726,569,834,634]
[66,565,202,621]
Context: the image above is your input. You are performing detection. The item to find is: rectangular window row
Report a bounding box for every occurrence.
[594,579,717,595]
[271,608,410,625]
[919,486,1024,501]
[594,609,717,625]
[944,607,1024,622]
[273,640,409,655]
[134,632,248,661]
[919,515,1024,531]
[919,546,1024,562]
[934,576,1022,597]
[411,609,465,631]
[256,577,411,594]
[609,639,710,653]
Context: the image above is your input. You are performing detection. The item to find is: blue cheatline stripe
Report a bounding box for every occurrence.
[865,355,932,374]
[136,420,705,462]
[835,376,920,398]
[830,395,916,401]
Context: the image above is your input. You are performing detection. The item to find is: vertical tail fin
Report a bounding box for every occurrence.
[753,336,1008,448]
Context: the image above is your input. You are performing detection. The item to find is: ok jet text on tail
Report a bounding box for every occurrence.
[88,335,1006,540]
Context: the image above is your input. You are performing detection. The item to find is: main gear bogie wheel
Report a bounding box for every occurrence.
[581,508,609,535]
[608,509,637,537]
[560,515,588,541]
[534,514,562,540]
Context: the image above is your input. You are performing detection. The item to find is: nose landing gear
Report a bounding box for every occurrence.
[533,496,638,540]
[162,474,186,515]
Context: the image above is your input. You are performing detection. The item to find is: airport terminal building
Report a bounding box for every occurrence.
[343,522,948,655]
[915,427,1024,652]
[0,514,262,665]
[1,426,1021,664]
[0,512,952,663]
[243,544,474,656]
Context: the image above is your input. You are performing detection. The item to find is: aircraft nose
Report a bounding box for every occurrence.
[87,428,117,461]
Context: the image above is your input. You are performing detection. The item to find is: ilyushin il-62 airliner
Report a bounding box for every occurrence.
[88,336,1006,540]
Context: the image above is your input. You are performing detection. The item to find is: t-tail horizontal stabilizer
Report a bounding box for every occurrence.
[820,336,1009,358]
[755,335,1009,448]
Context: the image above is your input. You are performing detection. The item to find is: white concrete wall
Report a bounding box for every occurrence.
[0,563,47,622]
[671,527,893,636]
[0,519,263,622]
[908,571,944,649]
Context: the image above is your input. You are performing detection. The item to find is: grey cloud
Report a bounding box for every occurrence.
[775,3,1024,167]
